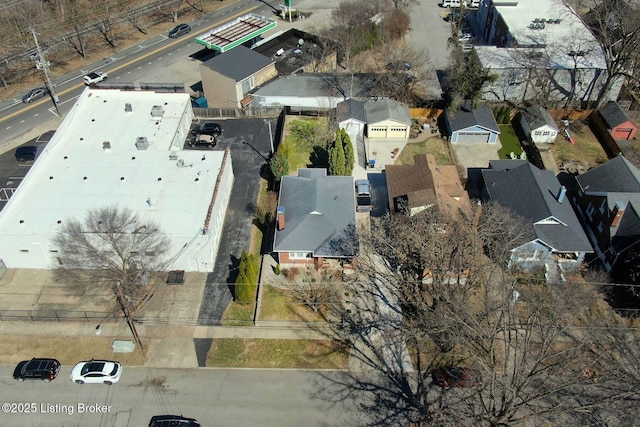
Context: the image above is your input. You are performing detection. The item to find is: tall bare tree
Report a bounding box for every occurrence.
[581,0,640,107]
[315,206,640,426]
[52,205,171,294]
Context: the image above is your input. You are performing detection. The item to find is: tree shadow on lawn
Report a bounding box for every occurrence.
[309,145,329,169]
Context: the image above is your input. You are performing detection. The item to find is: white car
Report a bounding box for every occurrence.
[70,359,122,385]
[458,33,475,43]
[83,71,108,85]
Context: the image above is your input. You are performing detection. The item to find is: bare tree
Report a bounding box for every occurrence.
[127,0,148,35]
[95,0,124,48]
[314,206,640,426]
[389,0,417,11]
[52,205,171,294]
[581,0,640,107]
[282,266,337,313]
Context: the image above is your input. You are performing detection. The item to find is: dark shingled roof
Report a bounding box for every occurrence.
[482,160,592,252]
[598,101,635,129]
[336,99,366,124]
[577,156,640,193]
[449,105,500,133]
[576,156,640,230]
[523,105,559,131]
[202,45,273,82]
[274,169,357,257]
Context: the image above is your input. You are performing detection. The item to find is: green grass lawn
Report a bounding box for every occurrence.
[497,125,523,159]
[206,338,349,369]
[397,137,452,165]
[282,117,329,171]
[259,285,326,322]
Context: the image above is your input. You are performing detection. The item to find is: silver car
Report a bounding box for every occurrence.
[22,87,49,103]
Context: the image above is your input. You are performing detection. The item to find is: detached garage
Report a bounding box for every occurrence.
[445,103,500,144]
[597,101,638,140]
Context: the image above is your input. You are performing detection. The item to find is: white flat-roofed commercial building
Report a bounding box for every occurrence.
[0,88,233,272]
[475,0,622,104]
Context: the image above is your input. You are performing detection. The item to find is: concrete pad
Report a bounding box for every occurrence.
[144,337,198,368]
[451,143,500,179]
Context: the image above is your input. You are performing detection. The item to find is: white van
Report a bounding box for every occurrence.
[441,0,461,7]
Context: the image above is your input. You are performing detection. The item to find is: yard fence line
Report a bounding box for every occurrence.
[194,107,282,119]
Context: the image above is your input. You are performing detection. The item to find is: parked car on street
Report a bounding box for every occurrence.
[22,87,49,103]
[70,359,122,385]
[13,358,61,382]
[149,415,201,427]
[84,71,108,85]
[432,367,481,388]
[169,24,191,38]
[14,145,39,162]
[192,122,222,137]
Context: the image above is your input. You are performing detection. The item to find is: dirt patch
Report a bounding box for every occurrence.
[547,119,609,172]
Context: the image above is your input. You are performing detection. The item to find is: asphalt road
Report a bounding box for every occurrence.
[0,366,368,427]
[0,0,273,152]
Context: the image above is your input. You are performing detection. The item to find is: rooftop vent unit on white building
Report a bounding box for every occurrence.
[135,136,149,150]
[151,105,164,117]
[103,141,111,150]
[125,103,133,113]
[169,151,178,160]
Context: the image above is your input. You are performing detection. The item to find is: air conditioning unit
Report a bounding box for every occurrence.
[151,105,164,117]
[135,136,149,150]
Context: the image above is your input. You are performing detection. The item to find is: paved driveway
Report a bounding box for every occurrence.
[196,117,277,325]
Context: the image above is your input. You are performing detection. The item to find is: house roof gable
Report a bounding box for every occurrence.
[482,160,591,251]
[598,101,636,129]
[523,105,559,132]
[577,156,640,193]
[274,168,357,257]
[365,99,411,125]
[448,105,500,133]
[202,45,274,82]
[336,99,366,124]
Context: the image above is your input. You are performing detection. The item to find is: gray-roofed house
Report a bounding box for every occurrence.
[571,156,640,271]
[518,105,559,143]
[445,103,500,143]
[274,168,357,267]
[336,99,367,169]
[251,73,378,110]
[200,45,277,107]
[481,160,592,278]
[364,99,411,168]
[597,101,638,140]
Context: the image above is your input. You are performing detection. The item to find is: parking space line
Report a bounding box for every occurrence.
[0,188,17,201]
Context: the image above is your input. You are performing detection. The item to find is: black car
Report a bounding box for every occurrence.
[15,145,39,162]
[13,358,61,382]
[192,122,222,137]
[169,24,191,38]
[22,87,49,103]
[149,415,201,427]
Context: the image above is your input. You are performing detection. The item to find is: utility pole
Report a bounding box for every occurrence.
[114,281,145,352]
[30,28,61,117]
